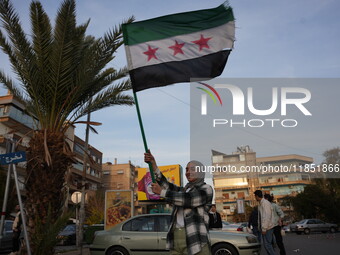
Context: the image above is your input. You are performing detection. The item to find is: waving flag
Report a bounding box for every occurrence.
[122,2,235,92]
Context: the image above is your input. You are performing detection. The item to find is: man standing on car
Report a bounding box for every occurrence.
[145,151,213,255]
[254,190,275,255]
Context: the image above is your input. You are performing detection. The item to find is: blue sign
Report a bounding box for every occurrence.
[0,151,27,165]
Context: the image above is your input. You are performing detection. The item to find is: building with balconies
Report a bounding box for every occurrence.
[0,92,102,206]
[212,146,313,220]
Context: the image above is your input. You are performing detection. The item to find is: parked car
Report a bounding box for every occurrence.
[290,219,338,235]
[282,224,291,233]
[223,222,248,232]
[90,214,260,255]
[57,224,77,245]
[0,220,14,252]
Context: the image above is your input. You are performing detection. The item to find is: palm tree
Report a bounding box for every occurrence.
[0,0,134,253]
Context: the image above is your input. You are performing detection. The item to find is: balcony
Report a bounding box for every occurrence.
[0,105,39,134]
[259,180,311,188]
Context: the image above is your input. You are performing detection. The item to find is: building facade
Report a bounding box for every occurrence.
[0,92,103,206]
[212,146,313,221]
[102,159,136,191]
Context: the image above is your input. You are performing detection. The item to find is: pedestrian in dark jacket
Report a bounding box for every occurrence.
[248,206,261,242]
[209,205,222,229]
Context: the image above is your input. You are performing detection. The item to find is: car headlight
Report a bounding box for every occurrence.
[246,235,258,243]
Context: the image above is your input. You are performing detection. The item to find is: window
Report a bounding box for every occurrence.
[117,170,124,174]
[123,217,156,232]
[103,171,110,175]
[158,216,171,232]
[122,221,132,231]
[5,221,13,232]
[307,220,316,224]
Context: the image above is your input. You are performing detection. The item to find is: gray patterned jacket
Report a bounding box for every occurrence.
[155,169,213,255]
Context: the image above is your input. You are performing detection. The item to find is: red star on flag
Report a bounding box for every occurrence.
[143,45,159,61]
[169,40,185,56]
[192,34,212,51]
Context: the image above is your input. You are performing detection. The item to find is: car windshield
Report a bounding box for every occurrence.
[63,225,76,231]
[297,220,306,224]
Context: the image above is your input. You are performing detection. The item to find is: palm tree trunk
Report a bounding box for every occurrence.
[24,130,74,254]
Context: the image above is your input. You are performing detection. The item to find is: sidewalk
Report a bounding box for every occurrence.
[55,247,90,255]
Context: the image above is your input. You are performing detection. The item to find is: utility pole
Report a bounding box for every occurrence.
[78,110,91,253]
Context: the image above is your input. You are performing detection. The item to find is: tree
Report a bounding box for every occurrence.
[0,0,134,253]
[85,188,105,225]
[291,147,340,224]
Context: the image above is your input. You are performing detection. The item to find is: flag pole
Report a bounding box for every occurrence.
[133,91,156,183]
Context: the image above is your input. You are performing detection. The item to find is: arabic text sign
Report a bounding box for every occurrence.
[0,151,26,165]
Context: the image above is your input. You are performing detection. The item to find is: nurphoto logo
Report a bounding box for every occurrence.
[196,81,312,128]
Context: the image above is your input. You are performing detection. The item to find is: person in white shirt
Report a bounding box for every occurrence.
[254,190,275,255]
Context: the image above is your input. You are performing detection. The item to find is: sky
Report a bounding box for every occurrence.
[0,0,339,182]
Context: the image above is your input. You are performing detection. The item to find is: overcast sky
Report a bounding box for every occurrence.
[0,0,339,178]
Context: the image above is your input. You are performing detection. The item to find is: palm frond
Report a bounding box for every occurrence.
[0,0,35,85]
[0,69,26,101]
[71,80,134,121]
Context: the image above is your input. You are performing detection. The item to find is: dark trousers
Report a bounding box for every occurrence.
[12,230,21,252]
[273,225,286,255]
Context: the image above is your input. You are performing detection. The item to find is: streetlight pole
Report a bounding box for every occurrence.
[78,109,91,253]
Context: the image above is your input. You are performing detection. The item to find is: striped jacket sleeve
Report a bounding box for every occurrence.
[155,168,213,208]
[164,184,213,208]
[155,168,182,192]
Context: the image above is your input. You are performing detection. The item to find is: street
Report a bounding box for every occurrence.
[262,232,340,255]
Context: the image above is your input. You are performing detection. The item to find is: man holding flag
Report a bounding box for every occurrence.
[145,151,213,255]
[123,3,235,253]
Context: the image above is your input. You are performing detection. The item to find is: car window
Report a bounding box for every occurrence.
[158,216,171,232]
[315,220,324,224]
[63,225,76,231]
[125,217,156,232]
[307,220,316,224]
[122,220,131,231]
[5,221,13,232]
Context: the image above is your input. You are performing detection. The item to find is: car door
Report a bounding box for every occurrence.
[315,219,327,232]
[157,215,171,255]
[121,215,159,255]
[306,219,316,232]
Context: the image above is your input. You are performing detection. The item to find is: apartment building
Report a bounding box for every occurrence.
[0,92,102,205]
[101,159,136,191]
[212,146,313,220]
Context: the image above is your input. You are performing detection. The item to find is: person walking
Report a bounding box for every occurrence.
[248,206,261,242]
[254,190,275,255]
[264,194,286,255]
[145,151,213,255]
[11,205,22,255]
[208,205,223,229]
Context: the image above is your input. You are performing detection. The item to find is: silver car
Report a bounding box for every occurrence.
[290,219,338,235]
[90,214,260,255]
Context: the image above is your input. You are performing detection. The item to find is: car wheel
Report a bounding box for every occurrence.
[212,243,238,255]
[330,227,336,233]
[107,246,129,255]
[304,228,310,235]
